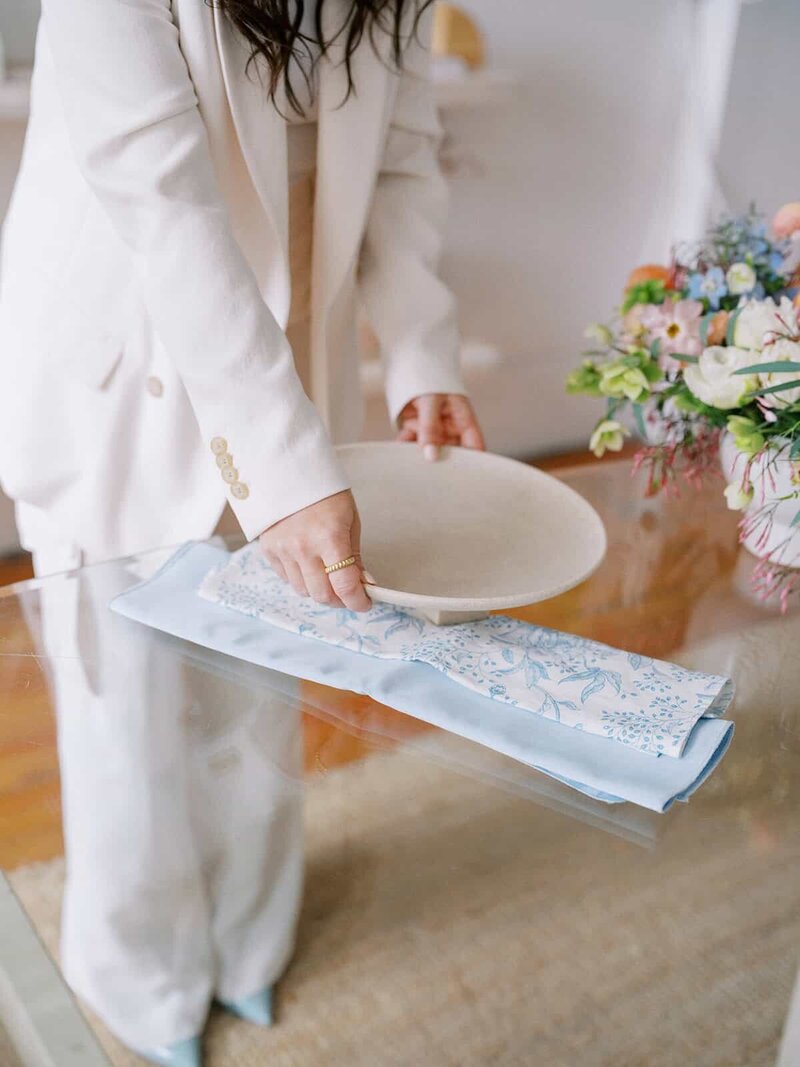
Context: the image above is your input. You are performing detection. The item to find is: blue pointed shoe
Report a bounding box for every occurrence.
[135,1035,203,1067]
[217,986,273,1027]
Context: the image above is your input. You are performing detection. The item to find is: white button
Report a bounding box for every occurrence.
[216,453,233,470]
[221,466,239,484]
[210,437,228,455]
[231,482,249,500]
[146,375,164,398]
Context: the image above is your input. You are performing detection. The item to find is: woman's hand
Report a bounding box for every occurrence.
[397,393,485,458]
[259,490,372,612]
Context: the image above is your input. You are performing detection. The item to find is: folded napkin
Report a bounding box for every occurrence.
[200,542,732,759]
[110,543,734,813]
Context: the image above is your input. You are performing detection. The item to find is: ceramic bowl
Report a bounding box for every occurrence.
[336,443,607,624]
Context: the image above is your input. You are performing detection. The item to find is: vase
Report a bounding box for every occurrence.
[720,432,800,568]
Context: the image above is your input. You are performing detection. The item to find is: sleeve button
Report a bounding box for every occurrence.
[215,453,234,469]
[221,466,239,484]
[210,437,228,455]
[231,482,250,501]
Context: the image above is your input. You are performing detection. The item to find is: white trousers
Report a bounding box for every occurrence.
[29,536,305,1050]
[20,171,317,1050]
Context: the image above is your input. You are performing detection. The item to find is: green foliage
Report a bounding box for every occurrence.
[621,279,667,314]
[727,414,766,456]
[566,361,603,397]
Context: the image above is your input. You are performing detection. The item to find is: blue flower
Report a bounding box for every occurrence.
[769,249,786,274]
[687,266,727,310]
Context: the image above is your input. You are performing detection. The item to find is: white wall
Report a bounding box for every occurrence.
[441,0,800,458]
[0,1,39,65]
[0,2,37,552]
[0,0,798,553]
[439,0,690,457]
[717,0,800,212]
[0,120,26,554]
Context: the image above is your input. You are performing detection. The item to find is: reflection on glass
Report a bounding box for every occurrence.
[36,559,303,1052]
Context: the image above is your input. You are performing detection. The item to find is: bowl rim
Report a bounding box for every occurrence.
[336,442,608,610]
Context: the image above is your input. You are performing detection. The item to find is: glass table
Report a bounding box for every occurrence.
[0,460,798,1066]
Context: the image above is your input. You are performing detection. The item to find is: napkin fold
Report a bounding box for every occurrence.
[199,542,733,759]
[110,543,734,813]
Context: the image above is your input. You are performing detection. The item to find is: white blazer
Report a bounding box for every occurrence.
[0,0,466,560]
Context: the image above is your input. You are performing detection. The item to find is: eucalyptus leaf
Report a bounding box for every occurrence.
[633,404,647,439]
[735,361,800,376]
[725,308,741,346]
[699,312,712,346]
[749,378,800,397]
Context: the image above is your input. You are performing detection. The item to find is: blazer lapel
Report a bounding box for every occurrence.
[312,2,393,420]
[211,3,291,322]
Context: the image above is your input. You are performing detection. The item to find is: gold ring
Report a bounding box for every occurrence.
[324,555,357,575]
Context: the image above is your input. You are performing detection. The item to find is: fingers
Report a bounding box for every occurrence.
[271,549,371,613]
[262,548,288,583]
[351,507,363,569]
[461,420,486,450]
[283,558,309,599]
[302,558,345,610]
[415,394,445,461]
[417,394,445,445]
[329,563,371,611]
[449,396,486,451]
[397,395,485,455]
[256,491,372,613]
[324,532,371,612]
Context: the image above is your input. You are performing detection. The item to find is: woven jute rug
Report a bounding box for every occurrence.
[8,742,800,1067]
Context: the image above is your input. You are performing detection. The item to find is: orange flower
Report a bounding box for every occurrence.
[772,202,800,239]
[625,264,671,290]
[706,310,730,346]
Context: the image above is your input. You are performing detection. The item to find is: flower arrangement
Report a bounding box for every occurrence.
[567,202,800,607]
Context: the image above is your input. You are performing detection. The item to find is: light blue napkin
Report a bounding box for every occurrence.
[110,543,734,813]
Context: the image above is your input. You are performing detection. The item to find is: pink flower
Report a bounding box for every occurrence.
[640,300,704,370]
[772,202,800,239]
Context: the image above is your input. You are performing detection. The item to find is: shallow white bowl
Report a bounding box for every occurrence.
[337,443,607,623]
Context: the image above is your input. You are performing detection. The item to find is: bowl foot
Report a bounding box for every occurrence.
[415,608,490,626]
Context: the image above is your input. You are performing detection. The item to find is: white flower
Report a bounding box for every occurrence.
[583,323,614,347]
[723,481,754,511]
[726,262,757,296]
[683,346,758,409]
[589,419,629,458]
[733,296,798,351]
[758,337,800,409]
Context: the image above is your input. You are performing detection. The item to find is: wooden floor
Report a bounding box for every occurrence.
[0,446,639,871]
[0,553,33,586]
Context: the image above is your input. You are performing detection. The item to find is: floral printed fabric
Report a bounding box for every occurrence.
[199,543,733,759]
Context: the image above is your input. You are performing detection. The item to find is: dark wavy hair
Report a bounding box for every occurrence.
[210,0,433,115]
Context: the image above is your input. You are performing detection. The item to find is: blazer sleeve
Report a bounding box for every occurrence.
[39,0,349,541]
[357,6,468,425]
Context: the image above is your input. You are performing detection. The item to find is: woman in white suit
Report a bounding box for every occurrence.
[0,0,483,600]
[0,0,483,1062]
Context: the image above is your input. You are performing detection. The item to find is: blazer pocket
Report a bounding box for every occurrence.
[45,205,135,389]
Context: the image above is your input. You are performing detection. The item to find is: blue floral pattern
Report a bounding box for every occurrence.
[199,544,733,758]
